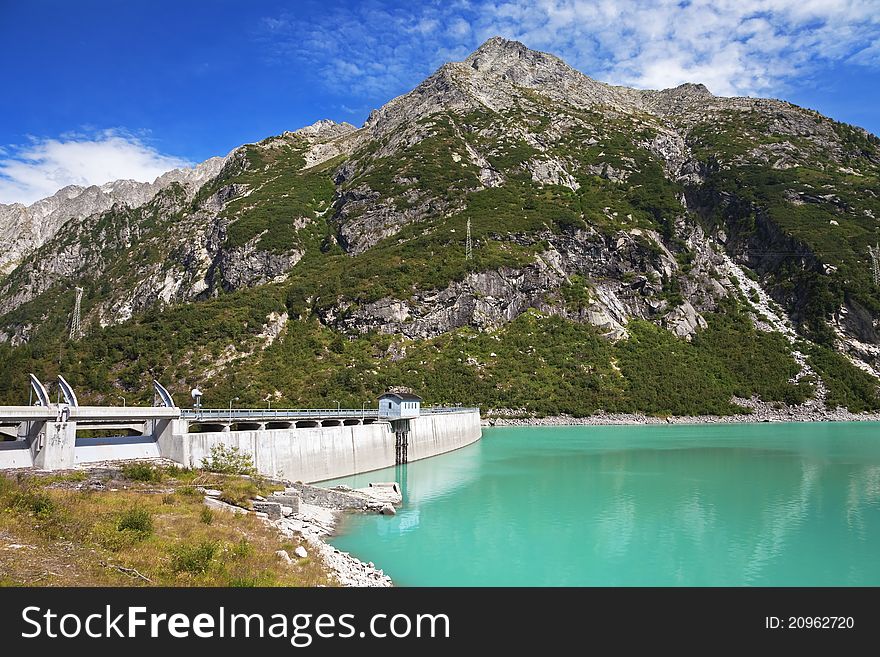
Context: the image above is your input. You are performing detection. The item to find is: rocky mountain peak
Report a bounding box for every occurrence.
[293,119,358,142]
[672,82,712,96]
[464,36,533,67]
[464,36,585,86]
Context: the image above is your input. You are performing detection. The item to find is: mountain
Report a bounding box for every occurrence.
[0,156,227,277]
[1,37,878,417]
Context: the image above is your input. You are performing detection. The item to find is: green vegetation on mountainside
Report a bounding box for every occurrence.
[686,108,880,342]
[7,291,864,416]
[1,100,878,417]
[218,137,339,253]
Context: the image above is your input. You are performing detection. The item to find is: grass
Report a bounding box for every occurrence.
[0,470,331,587]
[121,462,164,483]
[116,507,154,538]
[170,539,219,574]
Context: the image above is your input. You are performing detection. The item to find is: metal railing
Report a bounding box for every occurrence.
[181,408,380,421]
[422,406,481,414]
[180,406,480,421]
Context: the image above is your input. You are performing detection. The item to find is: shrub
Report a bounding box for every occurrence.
[230,538,252,559]
[218,478,262,508]
[162,465,198,482]
[200,507,214,525]
[11,489,56,518]
[116,507,153,538]
[170,539,219,574]
[201,445,257,476]
[0,474,12,499]
[177,486,203,500]
[121,463,163,483]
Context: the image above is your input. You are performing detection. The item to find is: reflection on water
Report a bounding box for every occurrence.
[326,422,880,586]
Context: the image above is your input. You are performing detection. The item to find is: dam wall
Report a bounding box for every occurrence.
[0,410,482,481]
[177,410,482,483]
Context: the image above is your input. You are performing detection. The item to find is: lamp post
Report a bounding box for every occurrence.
[191,388,203,418]
[333,400,340,412]
[118,395,126,407]
[229,396,239,420]
[362,401,367,419]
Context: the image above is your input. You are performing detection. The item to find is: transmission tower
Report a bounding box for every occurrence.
[465,218,473,261]
[69,286,83,340]
[869,245,880,287]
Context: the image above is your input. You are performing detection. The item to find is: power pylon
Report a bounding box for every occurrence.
[465,218,473,261]
[869,245,880,287]
[69,286,83,340]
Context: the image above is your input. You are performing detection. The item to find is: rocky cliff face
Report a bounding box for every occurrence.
[0,156,227,278]
[0,38,877,413]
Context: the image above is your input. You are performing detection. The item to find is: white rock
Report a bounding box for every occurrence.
[275,550,292,564]
[294,546,308,559]
[203,489,222,497]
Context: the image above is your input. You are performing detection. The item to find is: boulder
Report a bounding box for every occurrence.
[267,494,301,514]
[252,501,283,520]
[203,496,248,515]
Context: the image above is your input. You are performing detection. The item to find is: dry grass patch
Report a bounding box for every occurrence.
[0,471,331,587]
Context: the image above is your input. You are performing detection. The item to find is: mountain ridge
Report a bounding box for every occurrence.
[0,37,878,418]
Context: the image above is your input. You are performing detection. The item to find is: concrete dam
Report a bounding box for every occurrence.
[0,377,482,482]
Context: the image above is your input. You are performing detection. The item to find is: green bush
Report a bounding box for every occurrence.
[116,507,153,539]
[11,489,56,518]
[200,506,214,525]
[808,345,880,412]
[120,463,163,483]
[231,538,253,559]
[170,539,219,574]
[201,445,257,476]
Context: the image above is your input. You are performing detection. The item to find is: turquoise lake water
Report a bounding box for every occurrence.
[325,423,880,586]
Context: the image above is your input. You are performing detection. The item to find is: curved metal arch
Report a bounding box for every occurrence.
[57,375,79,407]
[153,380,176,408]
[28,373,50,407]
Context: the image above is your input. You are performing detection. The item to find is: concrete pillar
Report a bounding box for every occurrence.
[26,421,46,463]
[155,419,191,467]
[33,421,77,470]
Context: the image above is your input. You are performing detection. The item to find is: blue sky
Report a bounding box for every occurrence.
[1,0,879,204]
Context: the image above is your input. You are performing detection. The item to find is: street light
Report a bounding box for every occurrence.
[229,396,239,419]
[362,401,368,418]
[118,395,126,407]
[333,400,340,412]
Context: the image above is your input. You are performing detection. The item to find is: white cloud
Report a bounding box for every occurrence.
[0,130,192,205]
[259,0,880,101]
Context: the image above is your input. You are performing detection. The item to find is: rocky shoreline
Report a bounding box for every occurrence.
[483,397,880,427]
[202,479,393,587]
[275,502,392,587]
